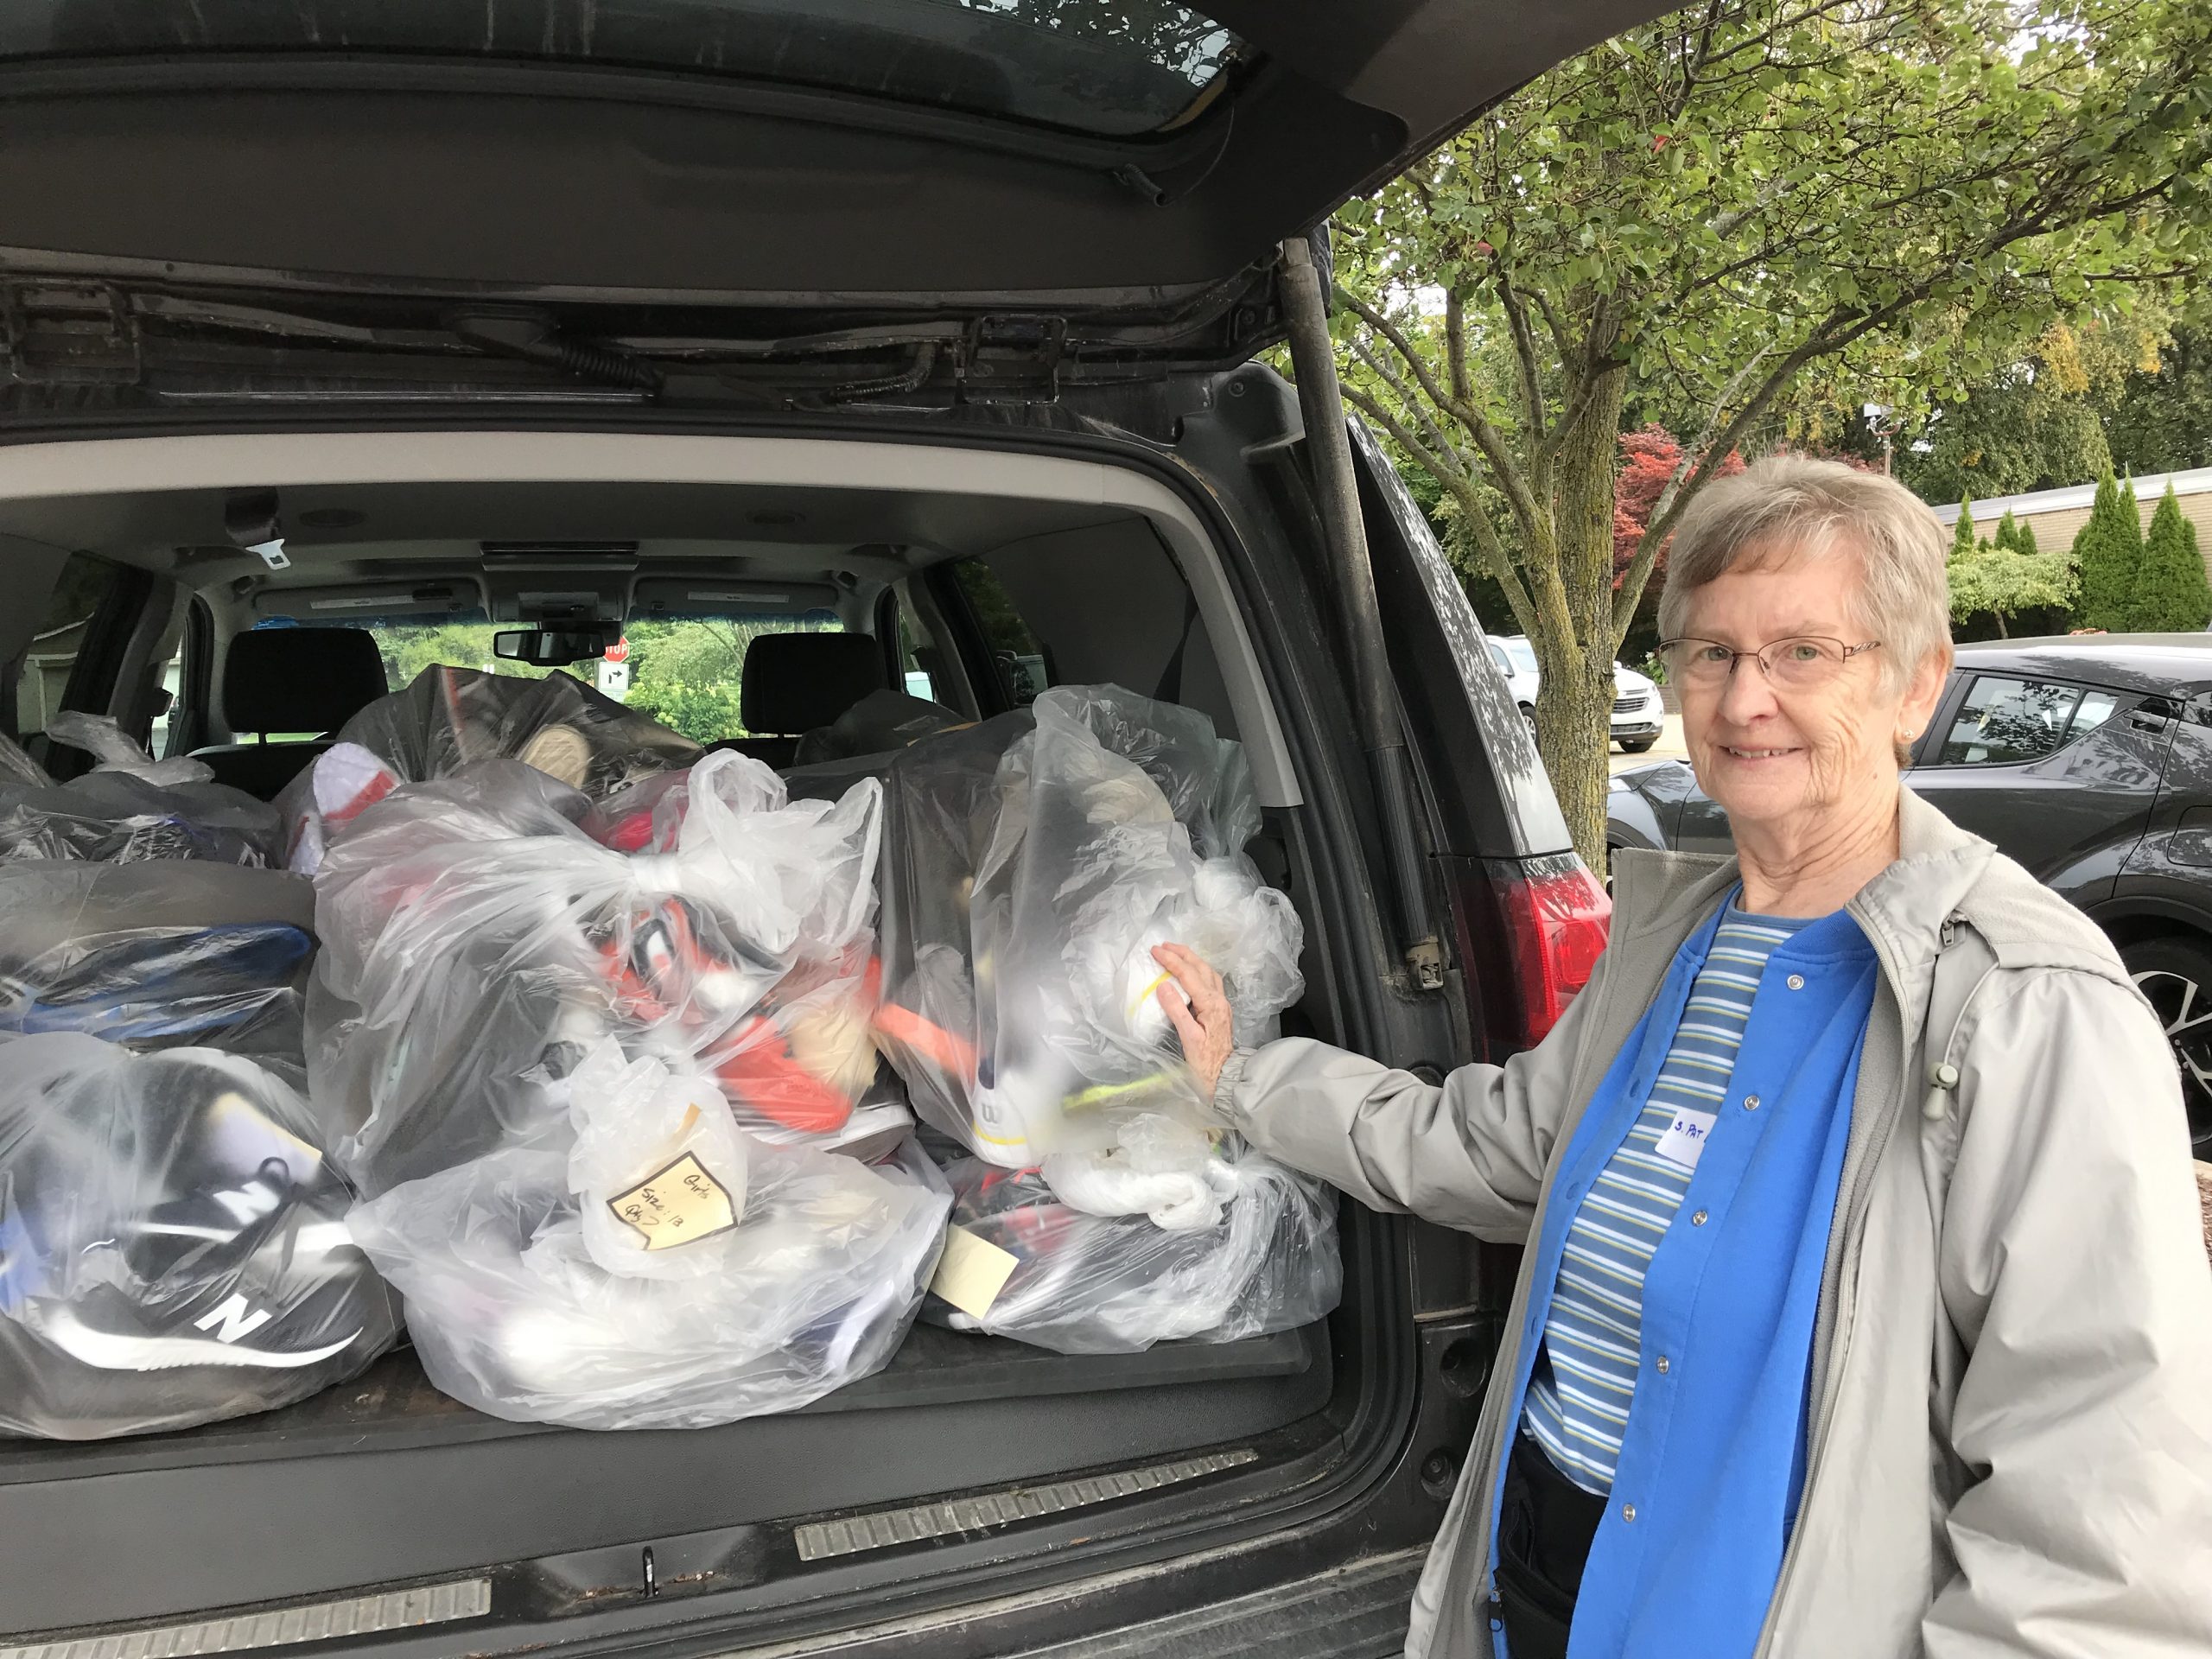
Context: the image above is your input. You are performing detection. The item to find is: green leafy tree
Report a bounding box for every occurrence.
[1332,0,2212,864]
[2107,311,2212,474]
[2072,470,2147,631]
[2133,481,2212,630]
[1895,318,2158,501]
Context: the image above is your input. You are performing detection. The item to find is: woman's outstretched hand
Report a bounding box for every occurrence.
[1153,942,1236,1104]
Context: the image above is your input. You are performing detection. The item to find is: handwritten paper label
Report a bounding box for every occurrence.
[607,1152,737,1251]
[1653,1108,1718,1172]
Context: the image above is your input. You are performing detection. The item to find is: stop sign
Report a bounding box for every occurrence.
[603,637,631,664]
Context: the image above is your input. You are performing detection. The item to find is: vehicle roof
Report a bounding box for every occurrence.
[1951,633,2212,696]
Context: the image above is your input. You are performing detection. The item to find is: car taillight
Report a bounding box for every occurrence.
[1497,856,1611,1045]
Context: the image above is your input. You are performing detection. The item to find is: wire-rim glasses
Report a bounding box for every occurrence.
[1660,636,1883,690]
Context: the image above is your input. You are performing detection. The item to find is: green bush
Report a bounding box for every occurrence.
[2070,470,2143,632]
[1950,497,1978,562]
[2133,482,2212,632]
[626,681,747,743]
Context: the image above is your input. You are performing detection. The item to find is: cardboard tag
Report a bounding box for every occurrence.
[930,1224,1020,1319]
[607,1152,737,1251]
[1653,1108,1718,1172]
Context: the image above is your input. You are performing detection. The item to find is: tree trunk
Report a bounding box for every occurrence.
[1535,666,1620,872]
[1536,361,1630,873]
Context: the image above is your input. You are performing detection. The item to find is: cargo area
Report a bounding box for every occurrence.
[0,429,1406,1649]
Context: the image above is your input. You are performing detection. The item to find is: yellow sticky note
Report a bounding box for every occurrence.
[607,1152,738,1251]
[930,1224,1020,1320]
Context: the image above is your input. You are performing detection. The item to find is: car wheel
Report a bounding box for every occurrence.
[2121,934,2212,1160]
[1520,705,1536,738]
[1619,737,1656,753]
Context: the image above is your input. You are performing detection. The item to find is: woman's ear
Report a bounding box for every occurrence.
[1897,641,1953,751]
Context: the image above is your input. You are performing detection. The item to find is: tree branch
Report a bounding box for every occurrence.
[1335,285,1548,540]
[1341,383,1541,633]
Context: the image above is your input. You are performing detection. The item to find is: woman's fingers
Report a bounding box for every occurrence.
[1153,943,1228,1016]
[1157,976,1207,1052]
[1152,943,1235,1101]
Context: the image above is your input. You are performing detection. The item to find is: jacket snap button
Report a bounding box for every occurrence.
[1691,1209,1709,1226]
[1621,1503,1637,1522]
[1656,1355,1670,1374]
[1786,973,1805,990]
[1743,1093,1761,1110]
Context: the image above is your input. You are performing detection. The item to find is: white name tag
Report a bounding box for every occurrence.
[1653,1108,1718,1171]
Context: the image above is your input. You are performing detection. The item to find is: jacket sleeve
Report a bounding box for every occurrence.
[1211,950,1618,1244]
[1923,970,2212,1656]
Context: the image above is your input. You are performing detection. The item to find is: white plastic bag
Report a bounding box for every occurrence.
[308,751,886,1194]
[46,711,216,788]
[873,685,1304,1167]
[345,1053,950,1431]
[927,1128,1338,1355]
[0,1032,398,1439]
[566,1040,753,1281]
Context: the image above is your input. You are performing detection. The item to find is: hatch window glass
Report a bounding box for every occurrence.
[12,551,125,741]
[1934,676,2118,767]
[0,1,1242,137]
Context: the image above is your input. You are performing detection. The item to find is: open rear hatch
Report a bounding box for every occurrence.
[0,0,1665,403]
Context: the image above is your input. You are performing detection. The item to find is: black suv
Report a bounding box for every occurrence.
[0,6,1652,1656]
[1609,634,2212,1161]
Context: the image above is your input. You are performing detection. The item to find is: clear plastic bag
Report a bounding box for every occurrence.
[0,731,47,787]
[925,1123,1339,1355]
[0,753,282,866]
[873,685,1305,1166]
[345,1044,950,1430]
[46,711,216,788]
[0,863,317,1089]
[307,751,886,1194]
[281,666,699,874]
[0,1031,399,1440]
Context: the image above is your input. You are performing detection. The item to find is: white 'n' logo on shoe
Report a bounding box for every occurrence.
[194,1294,274,1344]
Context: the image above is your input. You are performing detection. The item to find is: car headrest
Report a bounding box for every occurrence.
[222,627,388,736]
[741,632,888,737]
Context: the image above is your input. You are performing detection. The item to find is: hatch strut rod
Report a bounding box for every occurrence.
[1277,237,1444,992]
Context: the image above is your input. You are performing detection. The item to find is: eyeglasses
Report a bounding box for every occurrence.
[1660,636,1883,690]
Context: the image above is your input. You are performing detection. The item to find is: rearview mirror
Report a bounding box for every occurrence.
[493,624,619,666]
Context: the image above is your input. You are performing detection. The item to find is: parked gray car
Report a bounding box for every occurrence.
[1608,634,2212,1159]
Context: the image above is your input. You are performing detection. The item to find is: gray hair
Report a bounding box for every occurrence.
[1656,454,1951,690]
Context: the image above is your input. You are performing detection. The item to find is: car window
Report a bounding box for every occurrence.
[0,1,1243,138]
[12,550,127,741]
[2073,689,2121,734]
[950,560,1052,705]
[1933,676,2113,767]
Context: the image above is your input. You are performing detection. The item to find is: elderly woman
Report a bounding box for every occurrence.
[1154,455,2212,1659]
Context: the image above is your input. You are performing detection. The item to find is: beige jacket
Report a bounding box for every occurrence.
[1217,789,2212,1658]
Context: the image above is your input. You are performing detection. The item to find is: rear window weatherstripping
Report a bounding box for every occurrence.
[0,1578,490,1659]
[796,1448,1260,1562]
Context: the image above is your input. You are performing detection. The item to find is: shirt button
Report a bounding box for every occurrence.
[1786,973,1805,990]
[1621,1502,1637,1523]
[1743,1093,1761,1110]
[1691,1209,1709,1226]
[1656,1355,1671,1374]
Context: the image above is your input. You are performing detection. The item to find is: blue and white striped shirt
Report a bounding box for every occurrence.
[1522,904,1812,1495]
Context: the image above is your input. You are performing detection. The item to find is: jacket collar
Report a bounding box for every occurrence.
[1611,785,1996,979]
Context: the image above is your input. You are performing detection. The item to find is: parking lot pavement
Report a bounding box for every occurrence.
[1609,715,1688,773]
